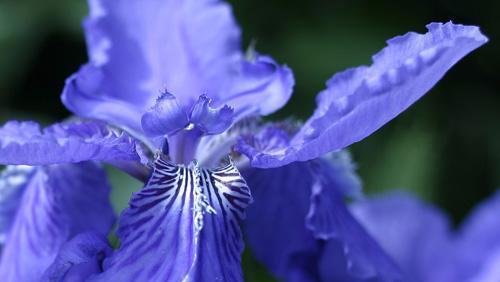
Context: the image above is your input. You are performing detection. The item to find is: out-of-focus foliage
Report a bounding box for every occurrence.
[0,1,498,281]
[0,0,85,122]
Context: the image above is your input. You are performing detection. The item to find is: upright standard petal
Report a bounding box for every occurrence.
[0,120,140,166]
[41,232,112,282]
[238,22,487,168]
[0,162,115,282]
[243,151,399,281]
[348,192,452,282]
[92,155,252,281]
[63,0,293,134]
[219,55,295,119]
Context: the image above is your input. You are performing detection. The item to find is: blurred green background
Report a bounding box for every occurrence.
[0,0,498,280]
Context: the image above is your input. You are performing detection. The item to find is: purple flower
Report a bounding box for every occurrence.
[0,163,115,281]
[0,0,487,281]
[350,191,500,282]
[243,151,400,281]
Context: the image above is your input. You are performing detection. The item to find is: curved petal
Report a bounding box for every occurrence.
[220,55,295,118]
[41,232,112,282]
[235,123,294,168]
[195,118,260,168]
[0,120,140,166]
[63,0,292,134]
[466,247,500,282]
[190,95,234,135]
[243,151,399,281]
[238,22,487,168]
[306,158,399,281]
[61,65,147,135]
[444,190,500,281]
[0,166,34,244]
[243,162,318,281]
[92,155,252,281]
[348,192,452,282]
[141,91,189,137]
[0,162,115,281]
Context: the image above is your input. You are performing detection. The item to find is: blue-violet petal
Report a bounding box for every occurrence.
[348,191,452,282]
[63,0,292,134]
[238,22,487,168]
[0,120,140,166]
[190,95,234,135]
[92,155,252,281]
[244,151,399,281]
[0,162,115,281]
[41,232,112,282]
[0,166,34,244]
[141,91,189,137]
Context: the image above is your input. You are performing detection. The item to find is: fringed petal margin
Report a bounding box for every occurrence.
[0,120,140,166]
[238,22,487,168]
[63,0,293,134]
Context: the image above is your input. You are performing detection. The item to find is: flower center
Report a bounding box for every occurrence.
[141,92,235,165]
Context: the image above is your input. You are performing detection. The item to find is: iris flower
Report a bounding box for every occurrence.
[0,0,487,281]
[350,190,500,282]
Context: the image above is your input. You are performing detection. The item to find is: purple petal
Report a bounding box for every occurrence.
[41,232,112,281]
[0,162,115,281]
[141,91,189,137]
[444,191,500,281]
[219,55,294,118]
[243,152,398,281]
[307,159,400,281]
[0,166,34,244]
[243,162,318,281]
[239,22,487,168]
[238,125,291,155]
[235,124,294,168]
[63,0,292,134]
[190,95,234,135]
[195,118,260,168]
[92,155,252,281]
[0,120,140,166]
[61,65,147,135]
[349,192,452,282]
